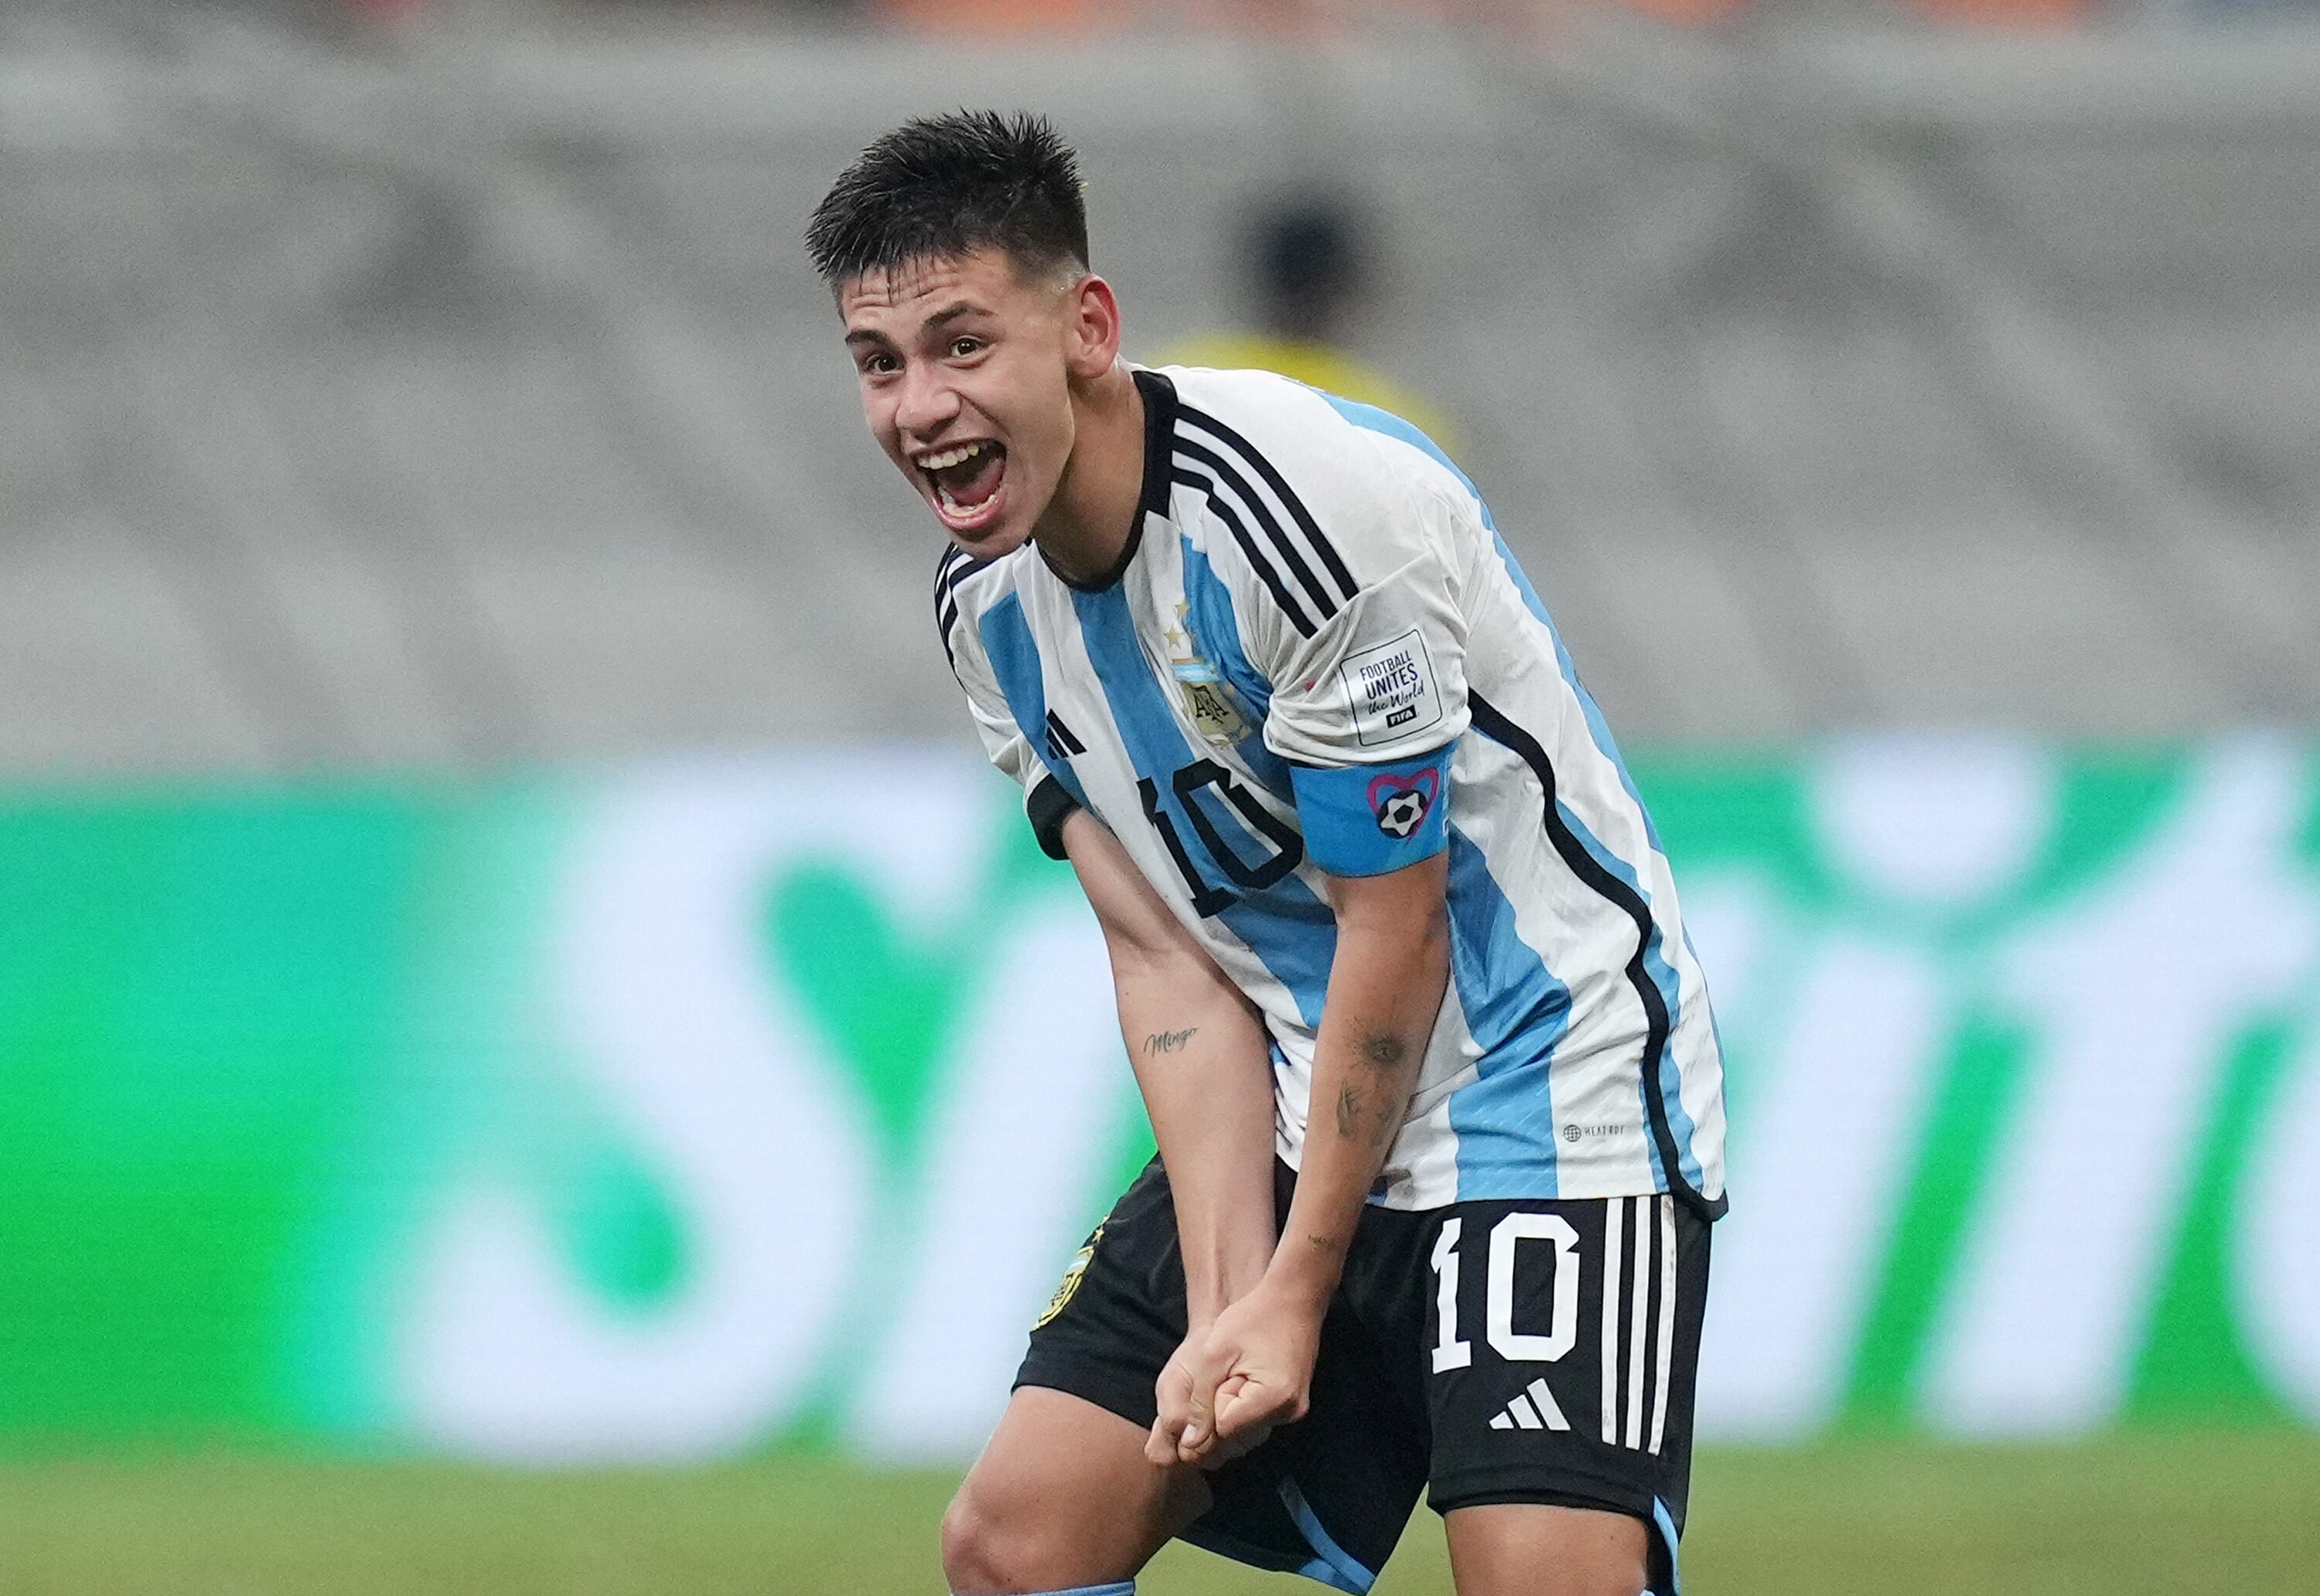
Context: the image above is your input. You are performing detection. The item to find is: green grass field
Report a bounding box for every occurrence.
[2,1434,2313,1595]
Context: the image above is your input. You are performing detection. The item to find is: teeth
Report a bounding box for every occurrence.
[918,442,990,472]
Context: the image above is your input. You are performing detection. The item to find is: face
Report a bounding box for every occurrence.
[839,246,1110,559]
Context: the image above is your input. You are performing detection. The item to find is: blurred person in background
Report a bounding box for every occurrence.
[810,110,1725,1596]
[1165,191,1460,459]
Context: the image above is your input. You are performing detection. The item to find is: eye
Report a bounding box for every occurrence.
[947,336,985,359]
[859,351,899,377]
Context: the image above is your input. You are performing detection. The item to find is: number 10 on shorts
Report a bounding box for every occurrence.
[1431,1213,1584,1371]
[1429,1199,1680,1455]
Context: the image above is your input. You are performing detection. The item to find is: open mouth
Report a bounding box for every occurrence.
[917,440,1009,534]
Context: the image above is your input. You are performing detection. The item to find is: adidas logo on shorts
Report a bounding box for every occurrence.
[1488,1377,1570,1432]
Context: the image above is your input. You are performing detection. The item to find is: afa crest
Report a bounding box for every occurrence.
[1034,1224,1104,1330]
[1163,603,1254,748]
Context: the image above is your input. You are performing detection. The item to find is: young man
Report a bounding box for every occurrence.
[808,112,1727,1596]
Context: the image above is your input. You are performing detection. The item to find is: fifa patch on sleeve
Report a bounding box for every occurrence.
[1289,744,1455,877]
[1339,629,1445,747]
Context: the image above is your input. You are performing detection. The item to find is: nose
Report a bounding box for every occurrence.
[893,362,961,442]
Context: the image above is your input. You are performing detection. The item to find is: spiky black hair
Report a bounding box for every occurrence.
[806,111,1090,289]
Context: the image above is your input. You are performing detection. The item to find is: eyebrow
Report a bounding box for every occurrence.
[844,299,988,350]
[921,301,983,332]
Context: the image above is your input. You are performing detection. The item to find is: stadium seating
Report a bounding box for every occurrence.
[1,9,2315,770]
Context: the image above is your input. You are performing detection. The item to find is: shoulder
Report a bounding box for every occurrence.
[1160,364,1466,489]
[1156,363,1382,484]
[933,541,1026,674]
[1155,364,1474,542]
[1148,366,1473,631]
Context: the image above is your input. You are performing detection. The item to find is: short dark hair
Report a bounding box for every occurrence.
[806,111,1090,290]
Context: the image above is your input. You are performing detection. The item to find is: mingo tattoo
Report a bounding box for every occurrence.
[1142,1027,1199,1056]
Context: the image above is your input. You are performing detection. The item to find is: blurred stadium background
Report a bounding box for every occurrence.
[2,0,2317,1591]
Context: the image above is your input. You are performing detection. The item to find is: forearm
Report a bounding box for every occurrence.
[1113,961,1279,1325]
[1268,864,1452,1311]
[1064,807,1278,1329]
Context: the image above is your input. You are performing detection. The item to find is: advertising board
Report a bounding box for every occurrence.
[2,739,2313,1460]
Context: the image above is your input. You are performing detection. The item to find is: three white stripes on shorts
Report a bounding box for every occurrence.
[1484,1195,1677,1454]
[1600,1195,1677,1456]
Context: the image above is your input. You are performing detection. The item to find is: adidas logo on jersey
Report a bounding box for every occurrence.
[1046,711,1086,763]
[1488,1377,1570,1433]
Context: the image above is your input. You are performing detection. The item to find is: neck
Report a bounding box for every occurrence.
[1034,361,1146,586]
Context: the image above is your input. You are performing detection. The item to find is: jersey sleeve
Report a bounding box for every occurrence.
[1232,432,1471,878]
[937,554,1080,861]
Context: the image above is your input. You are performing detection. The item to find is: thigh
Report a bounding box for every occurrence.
[946,1385,1209,1593]
[1442,1502,1648,1596]
[1417,1194,1712,1596]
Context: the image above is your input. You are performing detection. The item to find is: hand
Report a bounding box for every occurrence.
[1148,1336,1265,1470]
[1147,1279,1322,1468]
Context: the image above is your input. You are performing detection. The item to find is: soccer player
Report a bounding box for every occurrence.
[808,112,1728,1596]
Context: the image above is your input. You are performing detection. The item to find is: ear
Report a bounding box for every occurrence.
[1061,274,1123,380]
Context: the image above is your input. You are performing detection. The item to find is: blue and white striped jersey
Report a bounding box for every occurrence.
[938,366,1727,1216]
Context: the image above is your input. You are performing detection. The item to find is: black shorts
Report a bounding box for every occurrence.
[1017,1159,1711,1594]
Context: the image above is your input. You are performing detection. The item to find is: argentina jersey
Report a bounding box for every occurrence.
[937,366,1728,1218]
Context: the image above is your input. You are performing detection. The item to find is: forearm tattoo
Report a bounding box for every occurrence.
[1332,1029,1414,1146]
[1142,1027,1198,1056]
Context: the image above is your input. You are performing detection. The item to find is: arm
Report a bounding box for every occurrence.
[1268,851,1451,1311]
[1134,411,1469,1458]
[1062,807,1279,1333]
[933,561,1277,1336]
[1160,850,1452,1462]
